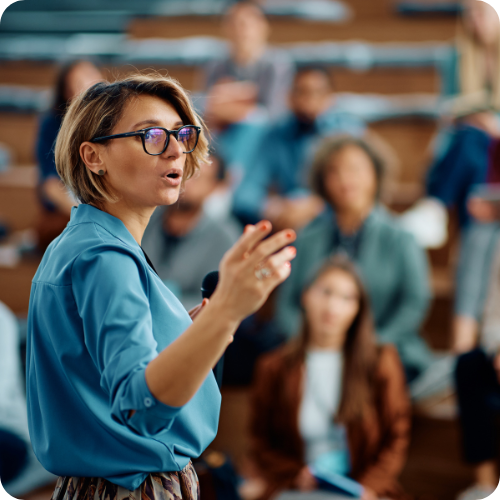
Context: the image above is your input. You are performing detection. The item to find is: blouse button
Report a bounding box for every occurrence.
[144,397,153,408]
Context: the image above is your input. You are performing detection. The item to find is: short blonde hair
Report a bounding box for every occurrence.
[55,73,210,206]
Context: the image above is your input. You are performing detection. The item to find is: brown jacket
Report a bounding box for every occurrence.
[249,344,411,500]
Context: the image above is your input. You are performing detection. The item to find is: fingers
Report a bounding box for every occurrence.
[261,246,296,280]
[252,247,295,292]
[250,228,296,266]
[188,304,202,317]
[228,221,272,261]
[188,299,210,320]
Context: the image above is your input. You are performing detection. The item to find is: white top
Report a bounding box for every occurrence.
[298,349,349,473]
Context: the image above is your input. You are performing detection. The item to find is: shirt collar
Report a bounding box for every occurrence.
[68,204,140,249]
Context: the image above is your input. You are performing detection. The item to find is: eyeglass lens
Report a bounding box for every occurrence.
[144,126,197,155]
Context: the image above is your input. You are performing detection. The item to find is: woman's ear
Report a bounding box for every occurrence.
[80,142,106,176]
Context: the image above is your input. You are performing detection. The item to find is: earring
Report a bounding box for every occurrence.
[98,169,105,176]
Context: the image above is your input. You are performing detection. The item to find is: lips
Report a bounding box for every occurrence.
[162,168,183,187]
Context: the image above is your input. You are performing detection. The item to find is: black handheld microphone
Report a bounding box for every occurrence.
[201,271,225,389]
[201,271,219,300]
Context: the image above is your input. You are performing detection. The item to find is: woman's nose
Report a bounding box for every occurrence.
[163,133,183,159]
[327,296,343,313]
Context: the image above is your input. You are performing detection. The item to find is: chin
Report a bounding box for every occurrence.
[155,188,181,206]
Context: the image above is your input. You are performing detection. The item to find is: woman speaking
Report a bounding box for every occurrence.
[25,74,296,500]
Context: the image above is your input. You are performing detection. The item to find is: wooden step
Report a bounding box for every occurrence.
[370,118,437,185]
[0,258,39,314]
[400,415,475,500]
[128,16,456,43]
[0,61,58,87]
[0,164,40,315]
[0,112,39,165]
[0,165,38,230]
[0,61,441,96]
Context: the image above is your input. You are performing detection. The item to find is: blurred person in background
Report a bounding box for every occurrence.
[427,0,500,336]
[399,106,499,253]
[451,145,500,500]
[454,237,500,500]
[203,1,294,191]
[204,1,294,122]
[141,152,240,310]
[35,60,102,252]
[247,256,411,500]
[276,135,433,380]
[0,300,55,495]
[444,0,500,108]
[448,128,500,358]
[401,0,500,250]
[426,96,500,230]
[232,66,366,230]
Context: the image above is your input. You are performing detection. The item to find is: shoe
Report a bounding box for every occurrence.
[456,484,496,500]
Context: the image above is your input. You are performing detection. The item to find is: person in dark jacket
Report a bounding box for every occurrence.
[35,60,102,251]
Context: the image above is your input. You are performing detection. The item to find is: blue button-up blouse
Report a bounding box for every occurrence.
[26,204,221,490]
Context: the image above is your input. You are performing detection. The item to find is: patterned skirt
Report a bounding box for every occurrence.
[50,462,199,500]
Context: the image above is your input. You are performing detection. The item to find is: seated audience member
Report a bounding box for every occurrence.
[141,154,240,310]
[204,1,294,122]
[455,239,500,500]
[203,1,293,189]
[443,0,500,107]
[410,0,500,246]
[0,302,56,494]
[232,67,366,230]
[453,223,500,354]
[453,139,500,353]
[36,60,102,251]
[249,256,411,500]
[276,135,433,379]
[426,101,499,229]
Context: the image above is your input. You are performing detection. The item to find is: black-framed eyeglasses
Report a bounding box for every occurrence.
[91,125,201,156]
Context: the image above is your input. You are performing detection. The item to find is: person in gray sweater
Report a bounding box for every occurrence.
[142,153,240,310]
[276,135,433,377]
[204,1,294,121]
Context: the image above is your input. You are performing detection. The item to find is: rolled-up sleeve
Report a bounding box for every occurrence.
[72,246,183,436]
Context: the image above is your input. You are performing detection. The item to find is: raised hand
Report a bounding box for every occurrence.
[210,220,296,323]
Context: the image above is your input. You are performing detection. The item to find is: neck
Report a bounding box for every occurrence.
[232,43,265,66]
[308,339,343,352]
[100,199,155,246]
[335,204,373,235]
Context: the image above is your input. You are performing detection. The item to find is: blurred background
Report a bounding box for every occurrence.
[2,1,500,500]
